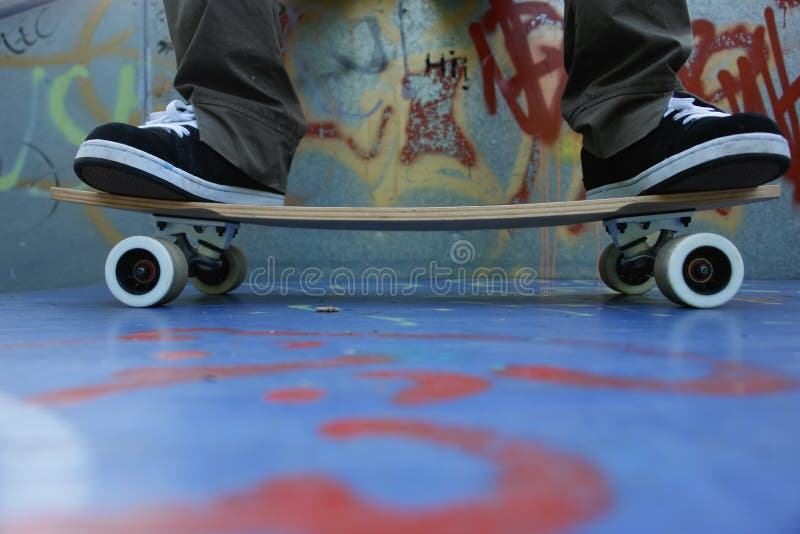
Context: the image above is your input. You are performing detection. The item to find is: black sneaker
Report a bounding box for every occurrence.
[582,91,791,200]
[74,100,284,205]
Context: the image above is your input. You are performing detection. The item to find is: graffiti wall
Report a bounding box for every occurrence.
[1,0,799,292]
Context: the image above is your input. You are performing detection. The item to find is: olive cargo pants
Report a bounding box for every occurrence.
[163,0,306,193]
[163,0,693,191]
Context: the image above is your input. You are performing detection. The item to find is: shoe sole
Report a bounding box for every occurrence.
[586,133,791,200]
[74,140,284,206]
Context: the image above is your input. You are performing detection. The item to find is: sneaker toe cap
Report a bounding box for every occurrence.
[692,112,782,140]
[83,122,176,160]
[86,122,140,142]
[730,112,782,135]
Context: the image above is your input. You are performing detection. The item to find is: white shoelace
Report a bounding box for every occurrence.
[141,100,197,137]
[665,96,730,125]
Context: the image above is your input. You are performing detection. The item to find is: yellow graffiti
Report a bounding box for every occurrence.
[295,43,506,206]
[287,0,577,280]
[47,62,138,147]
[2,0,176,243]
[48,65,90,146]
[83,205,125,244]
[0,32,134,68]
[0,144,28,191]
[113,63,139,123]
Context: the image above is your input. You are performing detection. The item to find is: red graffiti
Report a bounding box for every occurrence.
[509,140,541,204]
[472,4,800,205]
[6,419,610,534]
[153,350,209,361]
[566,187,587,235]
[306,106,394,161]
[358,370,490,405]
[469,1,570,207]
[775,0,800,11]
[496,362,796,396]
[120,331,197,342]
[400,59,477,168]
[280,340,326,350]
[679,7,800,202]
[264,387,325,403]
[470,0,566,144]
[499,337,799,395]
[27,355,393,406]
[0,328,528,359]
[118,328,527,343]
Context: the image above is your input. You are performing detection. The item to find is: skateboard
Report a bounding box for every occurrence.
[50,185,781,309]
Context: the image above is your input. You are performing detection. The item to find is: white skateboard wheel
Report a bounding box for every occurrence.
[654,233,743,308]
[598,243,655,296]
[189,244,248,296]
[105,236,188,307]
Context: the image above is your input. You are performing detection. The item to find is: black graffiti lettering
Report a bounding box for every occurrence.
[157,39,173,55]
[1,30,26,54]
[34,7,56,39]
[0,7,57,54]
[425,51,470,89]
[18,25,36,47]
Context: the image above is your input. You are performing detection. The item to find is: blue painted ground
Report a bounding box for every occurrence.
[0,281,798,534]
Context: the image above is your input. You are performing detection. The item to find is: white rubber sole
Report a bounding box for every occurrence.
[76,139,285,206]
[586,133,790,200]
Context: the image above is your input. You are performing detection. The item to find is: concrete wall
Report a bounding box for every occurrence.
[1,0,799,293]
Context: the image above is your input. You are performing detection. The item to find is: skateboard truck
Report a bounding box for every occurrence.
[595,208,744,308]
[154,216,240,276]
[603,211,694,275]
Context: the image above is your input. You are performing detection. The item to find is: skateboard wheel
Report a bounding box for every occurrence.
[598,244,655,296]
[654,233,743,308]
[105,236,188,307]
[189,244,248,296]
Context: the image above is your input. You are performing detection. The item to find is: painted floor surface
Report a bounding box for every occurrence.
[0,281,799,534]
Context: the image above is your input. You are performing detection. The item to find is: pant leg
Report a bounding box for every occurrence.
[561,0,692,158]
[164,0,306,193]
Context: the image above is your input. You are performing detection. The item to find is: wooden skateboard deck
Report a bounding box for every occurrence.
[50,185,780,231]
[50,185,781,309]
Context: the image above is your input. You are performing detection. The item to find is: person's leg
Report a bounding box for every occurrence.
[74,0,305,204]
[165,0,305,193]
[562,0,691,158]
[562,0,790,199]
